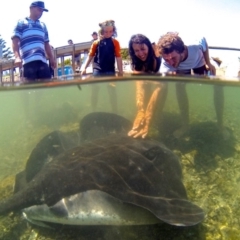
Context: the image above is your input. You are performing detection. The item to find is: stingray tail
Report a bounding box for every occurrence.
[0,183,43,216]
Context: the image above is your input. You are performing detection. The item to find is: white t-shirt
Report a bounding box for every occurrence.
[160,37,207,73]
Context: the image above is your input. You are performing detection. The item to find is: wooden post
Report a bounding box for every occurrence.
[10,61,14,82]
[61,56,64,79]
[53,48,57,78]
[72,44,75,72]
[0,64,2,83]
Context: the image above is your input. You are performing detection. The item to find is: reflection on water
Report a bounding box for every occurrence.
[0,78,240,239]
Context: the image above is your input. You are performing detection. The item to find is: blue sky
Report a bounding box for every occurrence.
[1,0,240,74]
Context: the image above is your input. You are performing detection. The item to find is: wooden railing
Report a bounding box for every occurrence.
[55,41,92,77]
[0,45,239,82]
[209,46,240,51]
[0,41,92,82]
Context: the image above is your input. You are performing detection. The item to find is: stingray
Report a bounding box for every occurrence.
[19,112,132,184]
[0,112,204,227]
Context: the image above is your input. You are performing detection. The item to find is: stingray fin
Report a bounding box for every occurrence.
[13,170,27,194]
[22,212,54,229]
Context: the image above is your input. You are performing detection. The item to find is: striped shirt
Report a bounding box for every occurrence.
[12,17,49,65]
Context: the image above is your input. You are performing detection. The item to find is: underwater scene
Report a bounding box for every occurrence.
[0,76,240,240]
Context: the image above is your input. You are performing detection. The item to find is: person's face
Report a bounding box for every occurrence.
[68,40,73,45]
[132,43,149,62]
[102,26,113,38]
[92,34,98,40]
[162,50,181,68]
[30,7,44,20]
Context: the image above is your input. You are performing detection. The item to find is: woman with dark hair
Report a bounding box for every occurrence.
[129,34,160,73]
[128,34,167,139]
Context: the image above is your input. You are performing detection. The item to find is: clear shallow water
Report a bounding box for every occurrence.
[0,76,240,239]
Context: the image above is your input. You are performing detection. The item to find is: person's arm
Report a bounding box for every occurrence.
[116,57,123,76]
[136,80,145,111]
[203,51,216,75]
[81,56,94,75]
[139,86,161,138]
[81,41,97,75]
[12,20,22,68]
[113,39,123,76]
[128,80,145,137]
[42,24,56,69]
[128,83,163,139]
[45,42,56,69]
[12,37,22,67]
[200,37,216,75]
[127,80,145,136]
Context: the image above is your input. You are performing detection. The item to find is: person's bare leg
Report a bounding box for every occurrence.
[108,83,118,114]
[174,82,189,138]
[91,85,100,112]
[214,85,229,140]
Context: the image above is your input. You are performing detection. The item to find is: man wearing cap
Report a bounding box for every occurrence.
[11,1,56,81]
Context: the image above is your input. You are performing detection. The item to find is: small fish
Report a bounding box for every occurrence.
[52,145,60,148]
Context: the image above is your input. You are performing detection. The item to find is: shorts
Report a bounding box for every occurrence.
[192,65,207,75]
[176,65,207,76]
[74,54,81,64]
[93,69,115,77]
[23,60,51,81]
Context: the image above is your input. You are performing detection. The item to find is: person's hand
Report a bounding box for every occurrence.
[50,59,56,69]
[117,71,123,77]
[128,86,160,139]
[128,111,149,139]
[161,71,177,76]
[206,63,216,75]
[14,57,22,68]
[81,69,87,75]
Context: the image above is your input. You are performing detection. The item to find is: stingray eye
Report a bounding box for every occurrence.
[143,147,159,161]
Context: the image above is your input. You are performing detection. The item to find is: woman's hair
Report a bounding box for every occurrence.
[157,32,185,55]
[129,34,156,72]
[98,20,117,38]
